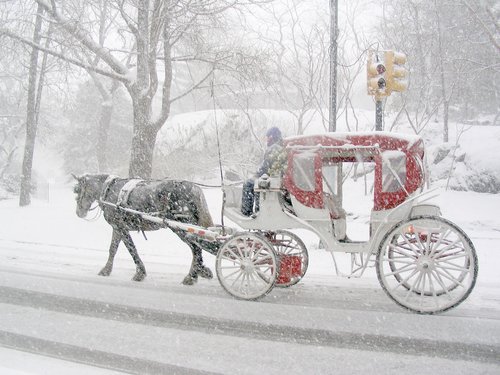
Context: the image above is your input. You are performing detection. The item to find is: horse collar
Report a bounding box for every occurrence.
[100,175,119,202]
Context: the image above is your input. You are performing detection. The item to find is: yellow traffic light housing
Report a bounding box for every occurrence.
[384,51,408,93]
[367,51,388,99]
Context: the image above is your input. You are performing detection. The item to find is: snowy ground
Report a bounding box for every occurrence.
[0,182,499,374]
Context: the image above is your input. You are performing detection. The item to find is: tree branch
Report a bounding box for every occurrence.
[35,0,131,76]
[0,28,129,82]
[461,0,500,53]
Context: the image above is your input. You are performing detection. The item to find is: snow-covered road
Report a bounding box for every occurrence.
[0,264,499,375]
[0,186,499,374]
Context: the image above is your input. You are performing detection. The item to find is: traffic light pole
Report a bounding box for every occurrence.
[328,0,338,132]
[375,98,383,131]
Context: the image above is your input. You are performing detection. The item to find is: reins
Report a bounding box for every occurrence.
[84,203,102,221]
[77,174,118,222]
[211,74,226,235]
[77,178,103,222]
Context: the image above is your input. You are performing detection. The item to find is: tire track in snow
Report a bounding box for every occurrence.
[0,286,498,365]
[0,331,219,375]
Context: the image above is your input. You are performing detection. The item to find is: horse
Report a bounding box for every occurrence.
[73,173,215,285]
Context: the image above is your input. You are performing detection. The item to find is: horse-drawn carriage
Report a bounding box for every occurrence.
[74,132,478,314]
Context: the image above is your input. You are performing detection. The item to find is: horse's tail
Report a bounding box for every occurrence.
[192,185,214,228]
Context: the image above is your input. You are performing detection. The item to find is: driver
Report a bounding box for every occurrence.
[241,127,284,216]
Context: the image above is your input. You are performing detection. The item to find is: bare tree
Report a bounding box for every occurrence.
[19,3,45,206]
[258,1,329,135]
[378,0,499,137]
[2,0,266,179]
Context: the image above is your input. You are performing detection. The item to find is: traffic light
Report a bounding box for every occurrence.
[367,51,388,98]
[384,51,407,93]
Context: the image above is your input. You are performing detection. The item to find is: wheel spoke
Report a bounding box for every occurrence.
[399,233,421,256]
[238,272,248,294]
[226,269,243,285]
[429,269,456,301]
[413,229,427,253]
[389,243,418,259]
[384,255,417,265]
[253,254,272,265]
[223,268,242,280]
[404,271,423,301]
[429,229,449,256]
[420,272,427,304]
[255,269,272,284]
[428,272,437,298]
[393,242,419,254]
[221,253,241,264]
[425,229,432,253]
[248,270,265,288]
[384,263,417,277]
[390,268,419,292]
[433,238,463,257]
[250,245,266,261]
[220,265,241,270]
[228,246,243,261]
[435,263,469,273]
[436,252,467,262]
[434,267,466,290]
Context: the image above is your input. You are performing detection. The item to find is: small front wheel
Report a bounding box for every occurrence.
[376,216,478,314]
[216,232,278,300]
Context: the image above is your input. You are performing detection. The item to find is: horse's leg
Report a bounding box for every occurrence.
[120,230,147,281]
[176,231,212,285]
[192,244,213,280]
[98,229,121,277]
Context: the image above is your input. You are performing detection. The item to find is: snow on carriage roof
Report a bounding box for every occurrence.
[284,131,422,150]
[285,131,422,143]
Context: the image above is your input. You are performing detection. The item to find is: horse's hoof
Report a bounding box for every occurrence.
[98,268,111,276]
[182,275,197,285]
[198,267,213,279]
[132,272,146,282]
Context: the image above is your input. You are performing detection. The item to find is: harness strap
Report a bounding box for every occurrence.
[100,175,119,202]
[116,179,143,207]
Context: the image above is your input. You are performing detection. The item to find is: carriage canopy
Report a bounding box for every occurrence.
[282,132,425,211]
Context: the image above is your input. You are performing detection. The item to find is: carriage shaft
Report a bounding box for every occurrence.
[99,200,220,242]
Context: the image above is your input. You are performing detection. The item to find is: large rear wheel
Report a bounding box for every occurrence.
[376,216,478,314]
[216,232,278,300]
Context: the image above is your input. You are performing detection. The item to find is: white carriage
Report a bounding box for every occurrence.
[213,132,477,314]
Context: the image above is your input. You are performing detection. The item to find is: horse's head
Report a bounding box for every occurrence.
[72,174,102,218]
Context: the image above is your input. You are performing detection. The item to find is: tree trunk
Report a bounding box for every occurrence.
[128,124,157,178]
[19,4,44,206]
[128,95,156,178]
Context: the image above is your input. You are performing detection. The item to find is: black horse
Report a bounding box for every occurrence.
[73,174,214,285]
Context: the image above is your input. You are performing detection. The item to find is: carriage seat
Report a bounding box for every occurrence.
[323,193,347,240]
[323,193,346,220]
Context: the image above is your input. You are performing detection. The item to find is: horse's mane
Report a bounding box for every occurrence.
[84,173,111,183]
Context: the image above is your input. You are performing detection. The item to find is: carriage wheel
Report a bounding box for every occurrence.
[266,230,309,288]
[216,232,278,300]
[376,216,478,314]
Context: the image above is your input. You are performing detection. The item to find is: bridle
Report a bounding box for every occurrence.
[75,176,101,220]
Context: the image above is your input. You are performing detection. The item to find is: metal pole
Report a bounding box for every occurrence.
[329,0,338,132]
[375,99,383,131]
